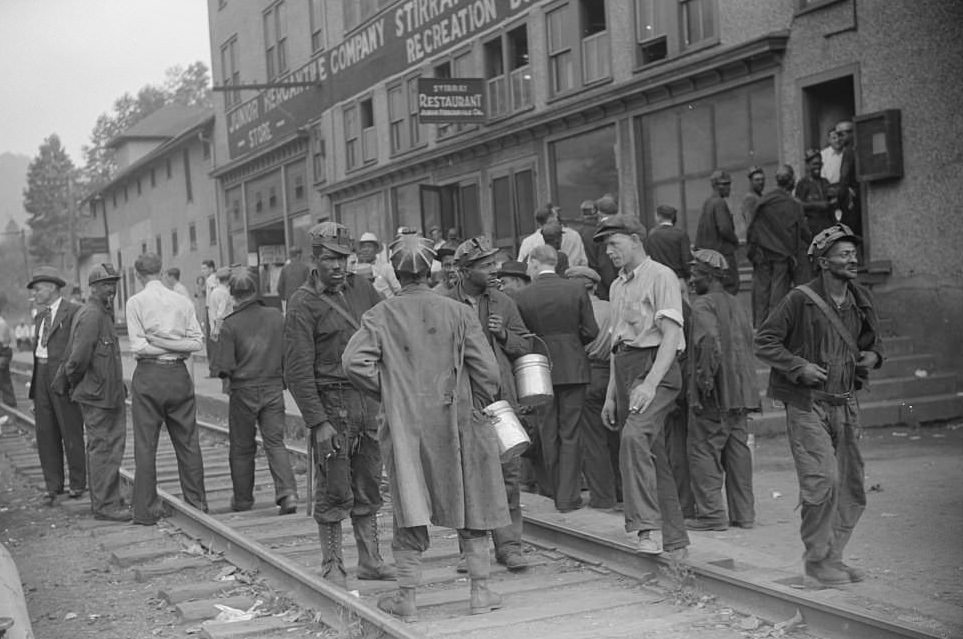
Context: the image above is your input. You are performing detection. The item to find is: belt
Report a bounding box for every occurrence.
[317,381,354,391]
[612,342,658,354]
[137,357,185,367]
[811,390,854,406]
[36,357,49,364]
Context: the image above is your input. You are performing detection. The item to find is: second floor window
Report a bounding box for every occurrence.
[264,2,288,81]
[547,0,610,96]
[220,36,241,107]
[189,222,198,250]
[484,25,533,119]
[360,98,376,163]
[312,124,327,182]
[344,105,359,170]
[309,0,324,52]
[388,77,424,155]
[634,0,717,67]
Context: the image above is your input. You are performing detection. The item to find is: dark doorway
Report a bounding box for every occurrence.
[419,182,481,242]
[802,75,855,151]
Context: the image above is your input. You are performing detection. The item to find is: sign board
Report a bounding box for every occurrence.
[258,244,287,264]
[78,237,109,256]
[226,0,532,159]
[417,78,486,123]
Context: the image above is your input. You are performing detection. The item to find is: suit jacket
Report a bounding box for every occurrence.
[29,299,81,400]
[514,272,599,386]
[645,224,694,279]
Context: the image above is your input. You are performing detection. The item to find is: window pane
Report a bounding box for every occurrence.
[360,99,374,128]
[749,82,778,163]
[514,170,536,237]
[635,0,667,40]
[683,177,712,234]
[552,51,574,93]
[492,176,513,241]
[547,6,568,52]
[680,102,713,175]
[714,90,749,168]
[643,109,680,182]
[454,52,472,76]
[550,125,618,221]
[460,184,482,238]
[388,86,403,121]
[508,26,529,69]
[580,0,606,37]
[484,38,503,78]
[392,183,422,231]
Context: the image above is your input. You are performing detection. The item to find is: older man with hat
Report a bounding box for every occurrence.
[685,250,758,532]
[343,231,508,620]
[695,170,740,295]
[445,235,532,571]
[495,260,530,296]
[596,215,689,556]
[56,263,130,521]
[27,266,86,506]
[284,221,394,588]
[432,239,460,292]
[756,224,883,585]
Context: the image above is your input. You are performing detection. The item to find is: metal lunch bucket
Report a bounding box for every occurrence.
[513,334,553,406]
[484,400,530,461]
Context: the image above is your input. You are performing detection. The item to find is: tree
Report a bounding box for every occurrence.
[80,61,213,188]
[23,134,78,269]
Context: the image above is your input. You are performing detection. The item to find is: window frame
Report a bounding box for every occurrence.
[484,22,534,122]
[220,36,241,108]
[312,123,327,183]
[209,215,218,246]
[544,0,611,100]
[343,103,360,171]
[263,1,288,81]
[432,46,477,140]
[632,0,719,70]
[359,97,377,165]
[171,228,179,256]
[309,0,325,52]
[189,222,198,251]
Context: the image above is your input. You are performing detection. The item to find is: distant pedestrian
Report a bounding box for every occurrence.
[432,240,460,292]
[576,198,617,300]
[343,232,508,620]
[355,232,401,299]
[27,266,86,506]
[214,268,298,516]
[756,224,883,585]
[126,253,207,525]
[56,264,130,522]
[644,204,694,301]
[277,246,311,312]
[695,170,740,295]
[685,250,758,532]
[207,267,233,378]
[517,204,587,267]
[514,245,598,512]
[540,224,570,275]
[0,297,15,408]
[739,167,766,240]
[163,267,194,303]
[200,260,217,370]
[795,149,834,237]
[595,215,689,556]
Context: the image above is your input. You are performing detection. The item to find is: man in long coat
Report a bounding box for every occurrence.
[694,170,740,295]
[343,232,508,621]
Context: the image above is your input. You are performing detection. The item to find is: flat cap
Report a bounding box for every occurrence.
[454,236,499,265]
[593,214,647,242]
[808,223,862,258]
[27,266,66,289]
[747,165,764,178]
[690,248,729,273]
[710,170,732,184]
[435,240,460,258]
[565,265,600,283]
[87,263,120,285]
[309,221,353,256]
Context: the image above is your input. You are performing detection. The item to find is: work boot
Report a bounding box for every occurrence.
[318,522,347,588]
[804,559,851,586]
[377,550,421,622]
[353,514,396,580]
[464,536,502,615]
[827,531,865,582]
[455,553,468,573]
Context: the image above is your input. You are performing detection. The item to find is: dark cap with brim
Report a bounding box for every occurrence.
[593,214,647,242]
[28,266,66,290]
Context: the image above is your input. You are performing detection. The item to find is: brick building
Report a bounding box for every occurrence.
[206,0,963,373]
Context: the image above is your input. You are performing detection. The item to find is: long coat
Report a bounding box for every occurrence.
[342,284,509,531]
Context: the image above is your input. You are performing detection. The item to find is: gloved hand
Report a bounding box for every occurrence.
[313,421,339,460]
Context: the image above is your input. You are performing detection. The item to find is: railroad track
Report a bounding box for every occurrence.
[1,364,942,639]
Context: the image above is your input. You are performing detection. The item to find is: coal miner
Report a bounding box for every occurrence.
[283,222,394,588]
[755,224,883,585]
[343,232,509,621]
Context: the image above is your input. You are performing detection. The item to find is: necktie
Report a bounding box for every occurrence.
[39,308,52,348]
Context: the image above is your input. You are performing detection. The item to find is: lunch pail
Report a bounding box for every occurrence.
[513,335,553,405]
[485,400,530,461]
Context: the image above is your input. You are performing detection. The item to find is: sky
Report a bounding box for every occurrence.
[0,0,213,163]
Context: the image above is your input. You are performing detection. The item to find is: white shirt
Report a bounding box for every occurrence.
[517,227,588,267]
[126,280,204,360]
[204,273,218,307]
[34,296,63,359]
[820,146,844,184]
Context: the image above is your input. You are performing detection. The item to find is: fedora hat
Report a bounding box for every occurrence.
[27,266,66,290]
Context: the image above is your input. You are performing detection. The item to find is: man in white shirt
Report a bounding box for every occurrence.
[517,204,588,267]
[819,128,844,185]
[126,253,207,525]
[163,267,194,303]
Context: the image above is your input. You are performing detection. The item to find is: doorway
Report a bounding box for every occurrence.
[420,181,481,241]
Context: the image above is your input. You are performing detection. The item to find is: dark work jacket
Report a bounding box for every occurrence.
[645,224,694,279]
[747,189,810,261]
[283,273,381,428]
[755,277,884,411]
[214,299,284,389]
[579,222,617,300]
[514,272,598,386]
[29,299,81,400]
[444,282,531,406]
[794,176,834,236]
[695,195,739,257]
[61,298,125,409]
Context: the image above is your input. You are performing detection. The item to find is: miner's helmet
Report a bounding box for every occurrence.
[388,231,436,276]
[309,221,354,256]
[87,263,120,285]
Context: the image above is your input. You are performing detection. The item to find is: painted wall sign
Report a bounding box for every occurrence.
[226,0,533,159]
[417,78,486,122]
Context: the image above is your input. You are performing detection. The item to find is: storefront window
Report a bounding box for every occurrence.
[550,125,619,216]
[338,192,388,246]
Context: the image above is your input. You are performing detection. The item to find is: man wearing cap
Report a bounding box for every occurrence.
[565,265,619,509]
[214,268,298,516]
[277,246,311,312]
[695,171,740,295]
[747,165,811,327]
[514,245,598,513]
[517,204,588,268]
[27,266,86,505]
[740,167,766,240]
[685,250,758,532]
[126,253,207,524]
[446,236,532,571]
[432,240,460,291]
[0,295,15,408]
[596,215,689,555]
[756,224,883,585]
[495,261,530,296]
[795,150,835,237]
[644,205,694,301]
[355,231,401,299]
[56,263,130,521]
[284,222,393,588]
